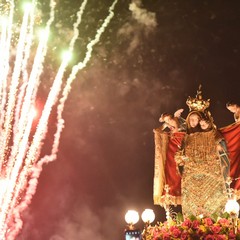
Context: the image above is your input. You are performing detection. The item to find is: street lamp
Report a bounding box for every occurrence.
[141,209,155,224]
[141,209,155,240]
[124,209,155,240]
[125,210,140,228]
[225,198,240,234]
[225,199,240,215]
[124,210,141,239]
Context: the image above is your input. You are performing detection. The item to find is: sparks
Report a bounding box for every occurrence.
[0,0,118,238]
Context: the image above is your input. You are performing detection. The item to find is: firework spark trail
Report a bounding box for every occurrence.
[28,0,119,174]
[31,0,56,102]
[0,179,8,206]
[14,1,36,135]
[0,6,31,173]
[0,4,34,232]
[69,0,88,52]
[7,1,119,237]
[7,0,56,189]
[5,110,35,240]
[68,0,118,81]
[0,110,35,239]
[0,0,15,130]
[8,0,57,193]
[11,0,120,222]
[0,0,118,238]
[6,2,38,178]
[0,19,7,65]
[0,18,8,132]
[35,0,119,167]
[6,0,56,222]
[0,0,56,237]
[25,55,70,165]
[7,55,71,240]
[5,30,49,181]
[0,18,7,104]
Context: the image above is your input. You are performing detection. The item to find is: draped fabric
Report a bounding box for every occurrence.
[219,122,240,192]
[153,122,240,208]
[165,132,185,198]
[153,128,184,205]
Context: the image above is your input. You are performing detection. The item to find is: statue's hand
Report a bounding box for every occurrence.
[174,108,184,118]
[175,151,187,166]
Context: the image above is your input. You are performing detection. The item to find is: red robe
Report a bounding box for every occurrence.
[153,130,184,205]
[153,122,240,205]
[220,122,240,191]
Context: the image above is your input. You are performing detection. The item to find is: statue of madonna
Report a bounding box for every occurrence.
[153,86,240,217]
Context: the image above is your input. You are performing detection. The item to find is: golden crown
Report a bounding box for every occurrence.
[186,85,210,112]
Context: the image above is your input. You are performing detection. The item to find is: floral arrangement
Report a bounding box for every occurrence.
[148,213,240,240]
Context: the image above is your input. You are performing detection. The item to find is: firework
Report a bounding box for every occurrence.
[0,0,118,238]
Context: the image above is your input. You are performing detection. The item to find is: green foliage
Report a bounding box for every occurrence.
[176,212,184,223]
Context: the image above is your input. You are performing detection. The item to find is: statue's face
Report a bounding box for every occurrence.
[163,115,171,123]
[188,114,200,128]
[168,118,179,132]
[200,120,210,130]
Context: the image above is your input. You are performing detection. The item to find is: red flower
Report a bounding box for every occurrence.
[152,227,161,238]
[170,225,181,238]
[205,234,215,240]
[182,219,192,229]
[228,230,236,239]
[204,217,213,226]
[152,216,237,240]
[192,220,200,230]
[180,231,189,240]
[215,234,227,240]
[218,218,230,227]
[210,225,221,234]
[162,232,171,240]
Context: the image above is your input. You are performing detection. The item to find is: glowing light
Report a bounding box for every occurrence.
[141,209,155,223]
[0,0,118,239]
[225,199,240,215]
[125,210,140,225]
[37,28,50,41]
[62,50,72,62]
[22,2,32,12]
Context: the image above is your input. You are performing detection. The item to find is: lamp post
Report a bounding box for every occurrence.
[141,209,155,240]
[124,209,155,240]
[225,177,240,234]
[124,210,142,239]
[225,198,240,234]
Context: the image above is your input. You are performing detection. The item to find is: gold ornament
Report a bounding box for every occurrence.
[186,85,210,112]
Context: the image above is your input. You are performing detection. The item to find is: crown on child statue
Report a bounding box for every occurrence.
[186,85,210,112]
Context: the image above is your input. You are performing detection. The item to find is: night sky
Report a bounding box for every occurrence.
[15,0,240,239]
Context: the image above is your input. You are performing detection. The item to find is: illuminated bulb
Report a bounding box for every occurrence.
[125,210,139,225]
[141,209,155,223]
[62,50,72,62]
[22,2,33,12]
[225,199,240,215]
